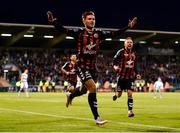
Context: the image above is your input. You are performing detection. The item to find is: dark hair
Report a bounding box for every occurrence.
[70,52,77,56]
[126,37,133,40]
[82,11,95,20]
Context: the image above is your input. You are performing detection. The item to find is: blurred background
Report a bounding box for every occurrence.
[0,0,180,31]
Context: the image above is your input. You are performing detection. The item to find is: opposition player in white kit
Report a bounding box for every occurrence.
[18,69,29,97]
[153,77,164,98]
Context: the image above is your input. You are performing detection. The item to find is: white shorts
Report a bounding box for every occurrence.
[21,82,28,89]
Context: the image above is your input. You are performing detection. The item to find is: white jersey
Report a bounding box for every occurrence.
[18,70,29,97]
[20,73,28,89]
[154,81,164,91]
[21,73,28,82]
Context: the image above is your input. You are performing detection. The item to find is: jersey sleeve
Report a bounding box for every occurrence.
[100,26,129,39]
[113,49,123,66]
[52,20,80,38]
[62,62,69,70]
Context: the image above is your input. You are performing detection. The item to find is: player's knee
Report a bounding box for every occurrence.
[80,86,88,94]
[81,89,88,94]
[117,92,122,97]
[86,83,96,93]
[68,86,74,91]
[88,84,96,93]
[128,90,133,97]
[84,79,96,93]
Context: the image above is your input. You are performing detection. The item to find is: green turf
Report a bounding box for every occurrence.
[0,92,180,132]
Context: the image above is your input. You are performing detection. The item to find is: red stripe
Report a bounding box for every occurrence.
[95,32,100,54]
[77,33,82,53]
[90,34,93,53]
[83,30,87,53]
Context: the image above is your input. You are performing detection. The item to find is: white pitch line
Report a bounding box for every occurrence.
[0,97,61,103]
[111,121,180,131]
[0,108,93,121]
[0,107,180,131]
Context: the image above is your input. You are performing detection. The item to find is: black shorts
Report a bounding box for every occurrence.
[67,81,77,88]
[77,67,96,83]
[116,78,134,92]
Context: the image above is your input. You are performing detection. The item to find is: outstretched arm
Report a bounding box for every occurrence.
[47,11,79,36]
[128,17,137,28]
[112,17,137,37]
[101,17,137,39]
[47,11,67,33]
[47,11,57,22]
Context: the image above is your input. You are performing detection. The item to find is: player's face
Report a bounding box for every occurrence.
[25,69,28,73]
[70,54,77,62]
[83,15,95,29]
[124,39,133,50]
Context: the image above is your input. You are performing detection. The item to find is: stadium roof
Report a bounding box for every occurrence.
[0,23,180,50]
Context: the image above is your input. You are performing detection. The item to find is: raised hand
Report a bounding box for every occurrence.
[113,65,121,73]
[128,17,137,28]
[47,11,57,22]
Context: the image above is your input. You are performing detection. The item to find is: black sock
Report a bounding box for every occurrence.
[88,93,99,120]
[128,96,133,111]
[70,89,84,99]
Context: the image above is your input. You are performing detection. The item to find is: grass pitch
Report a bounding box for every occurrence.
[0,92,180,132]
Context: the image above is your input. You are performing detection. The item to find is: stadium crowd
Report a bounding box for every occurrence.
[0,48,180,92]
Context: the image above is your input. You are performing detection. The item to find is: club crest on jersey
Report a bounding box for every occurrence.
[126,60,134,68]
[70,69,76,74]
[87,44,96,50]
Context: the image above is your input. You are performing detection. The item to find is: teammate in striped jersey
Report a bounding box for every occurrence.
[61,54,78,93]
[113,37,138,117]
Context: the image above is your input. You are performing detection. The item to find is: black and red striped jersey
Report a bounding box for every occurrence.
[62,61,77,83]
[113,48,137,80]
[53,20,129,71]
